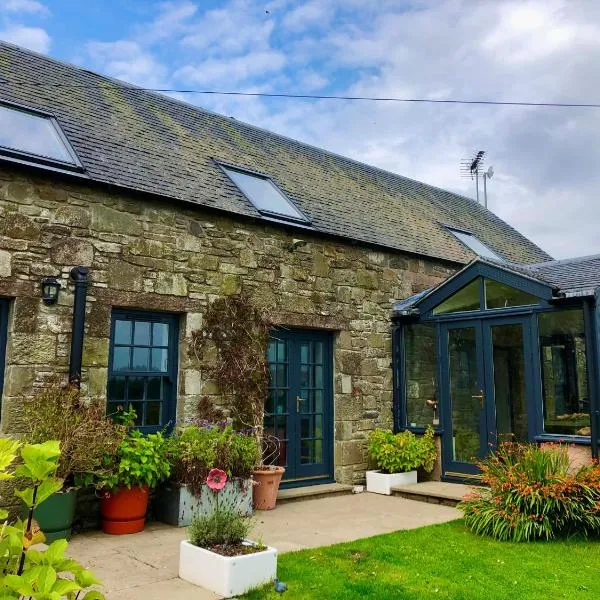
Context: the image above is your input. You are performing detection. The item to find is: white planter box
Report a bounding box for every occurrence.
[179,540,277,598]
[366,470,417,495]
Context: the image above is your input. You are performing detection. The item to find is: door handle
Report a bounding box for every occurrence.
[296,396,301,412]
[471,390,484,405]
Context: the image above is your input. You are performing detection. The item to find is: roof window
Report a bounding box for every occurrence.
[222,165,309,224]
[0,101,82,171]
[447,227,503,261]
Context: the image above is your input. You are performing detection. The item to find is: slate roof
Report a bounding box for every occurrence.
[0,42,552,265]
[393,254,600,312]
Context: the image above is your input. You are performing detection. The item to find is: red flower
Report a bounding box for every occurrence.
[206,468,227,491]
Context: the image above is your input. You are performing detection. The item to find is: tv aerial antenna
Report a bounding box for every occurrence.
[460,151,494,208]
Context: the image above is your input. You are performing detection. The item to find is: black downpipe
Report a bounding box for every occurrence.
[69,266,89,387]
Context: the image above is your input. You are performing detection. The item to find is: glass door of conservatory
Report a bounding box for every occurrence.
[440,317,534,479]
[440,321,487,478]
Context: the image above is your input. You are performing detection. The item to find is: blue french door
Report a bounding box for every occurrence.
[0,299,8,411]
[265,330,333,485]
[107,310,179,433]
[441,316,534,479]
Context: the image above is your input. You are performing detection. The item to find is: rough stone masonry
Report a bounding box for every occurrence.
[0,164,454,486]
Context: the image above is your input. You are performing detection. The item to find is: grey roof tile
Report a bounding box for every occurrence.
[0,42,552,265]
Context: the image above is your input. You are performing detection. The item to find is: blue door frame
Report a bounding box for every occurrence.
[440,316,535,479]
[266,329,334,487]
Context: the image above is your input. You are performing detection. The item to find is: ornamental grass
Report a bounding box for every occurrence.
[459,442,600,542]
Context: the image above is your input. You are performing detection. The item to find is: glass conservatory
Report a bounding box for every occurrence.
[392,257,600,481]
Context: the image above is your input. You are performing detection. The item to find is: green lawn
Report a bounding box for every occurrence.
[245,520,600,599]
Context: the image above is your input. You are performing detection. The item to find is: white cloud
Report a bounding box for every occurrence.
[133,1,197,44]
[0,24,50,52]
[1,0,48,15]
[175,50,286,86]
[282,1,331,32]
[84,40,167,88]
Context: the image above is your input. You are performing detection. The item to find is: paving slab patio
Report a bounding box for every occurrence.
[67,491,461,599]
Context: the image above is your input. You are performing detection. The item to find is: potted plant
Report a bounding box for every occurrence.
[366,425,437,495]
[179,468,277,597]
[189,294,285,511]
[155,419,259,526]
[20,381,126,542]
[93,418,171,535]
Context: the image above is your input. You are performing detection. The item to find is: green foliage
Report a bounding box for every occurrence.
[93,429,171,491]
[21,381,128,487]
[460,442,600,542]
[169,424,259,495]
[0,438,104,599]
[188,506,252,548]
[367,426,437,474]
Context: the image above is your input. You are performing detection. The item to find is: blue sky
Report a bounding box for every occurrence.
[2,0,600,258]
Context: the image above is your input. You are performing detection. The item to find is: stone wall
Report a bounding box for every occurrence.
[0,165,454,486]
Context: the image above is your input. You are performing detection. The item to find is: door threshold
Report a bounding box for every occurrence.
[277,482,352,504]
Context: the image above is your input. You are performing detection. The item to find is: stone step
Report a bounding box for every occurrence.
[277,482,354,504]
[391,481,476,507]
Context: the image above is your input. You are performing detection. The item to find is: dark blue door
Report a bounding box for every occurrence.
[265,329,333,485]
[107,310,179,433]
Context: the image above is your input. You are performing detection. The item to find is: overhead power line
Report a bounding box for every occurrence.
[4,81,600,109]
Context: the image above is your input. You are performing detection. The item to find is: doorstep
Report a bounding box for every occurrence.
[277,483,353,504]
[391,481,475,507]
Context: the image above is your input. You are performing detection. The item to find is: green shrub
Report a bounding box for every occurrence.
[460,443,600,542]
[0,438,104,599]
[169,423,259,495]
[21,381,126,488]
[188,507,252,548]
[368,426,437,473]
[93,429,171,490]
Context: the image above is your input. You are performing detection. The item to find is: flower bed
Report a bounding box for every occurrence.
[460,442,600,541]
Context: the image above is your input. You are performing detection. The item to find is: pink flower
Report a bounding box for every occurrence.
[206,468,227,491]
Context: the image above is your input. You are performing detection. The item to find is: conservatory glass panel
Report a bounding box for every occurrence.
[405,323,439,428]
[484,279,539,309]
[539,309,590,437]
[432,278,481,315]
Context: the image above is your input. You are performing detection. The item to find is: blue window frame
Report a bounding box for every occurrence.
[0,299,8,414]
[107,310,178,433]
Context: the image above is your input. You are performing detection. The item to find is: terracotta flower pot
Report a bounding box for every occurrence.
[100,485,149,535]
[252,467,285,511]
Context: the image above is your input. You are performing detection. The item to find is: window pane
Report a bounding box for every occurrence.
[151,348,168,372]
[223,167,307,221]
[128,377,145,401]
[152,323,169,346]
[133,321,151,346]
[132,347,150,370]
[448,228,502,261]
[0,104,74,163]
[146,402,161,426]
[433,278,481,315]
[112,347,130,372]
[114,320,132,345]
[539,310,590,436]
[405,323,439,428]
[108,376,126,400]
[147,377,162,400]
[485,279,538,309]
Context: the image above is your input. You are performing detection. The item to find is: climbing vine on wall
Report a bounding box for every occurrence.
[189,293,272,459]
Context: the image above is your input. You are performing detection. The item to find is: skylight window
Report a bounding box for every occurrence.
[0,102,82,170]
[222,166,309,223]
[447,227,503,261]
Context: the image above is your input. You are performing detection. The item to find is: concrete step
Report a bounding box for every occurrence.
[391,481,476,507]
[277,482,354,504]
